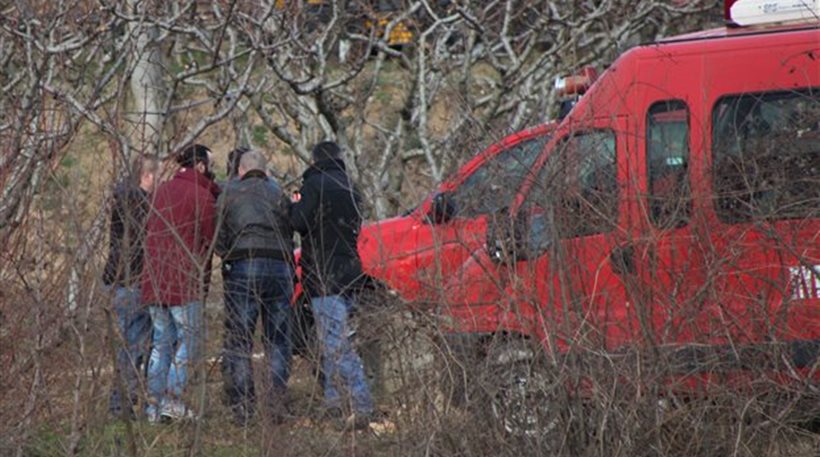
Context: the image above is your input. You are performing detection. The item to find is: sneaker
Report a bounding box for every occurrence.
[160,400,196,421]
[145,405,161,424]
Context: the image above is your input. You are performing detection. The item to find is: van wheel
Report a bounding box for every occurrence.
[482,341,561,438]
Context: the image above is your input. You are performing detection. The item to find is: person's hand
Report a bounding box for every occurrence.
[291,191,301,203]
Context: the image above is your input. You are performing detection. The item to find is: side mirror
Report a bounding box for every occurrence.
[427,192,456,224]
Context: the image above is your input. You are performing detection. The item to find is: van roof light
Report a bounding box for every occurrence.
[725,0,820,27]
[554,66,598,97]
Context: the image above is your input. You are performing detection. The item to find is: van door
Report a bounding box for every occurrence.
[702,42,819,373]
[709,87,820,358]
[513,119,632,353]
[421,136,548,298]
[632,99,706,351]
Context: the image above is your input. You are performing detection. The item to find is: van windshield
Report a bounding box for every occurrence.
[450,135,548,218]
[520,129,617,247]
[712,88,819,223]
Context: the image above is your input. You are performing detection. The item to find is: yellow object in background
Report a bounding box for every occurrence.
[274,1,415,47]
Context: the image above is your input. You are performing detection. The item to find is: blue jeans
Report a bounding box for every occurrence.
[311,295,374,415]
[146,302,203,412]
[108,286,152,415]
[222,258,293,414]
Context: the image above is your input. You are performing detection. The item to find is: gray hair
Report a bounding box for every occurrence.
[239,149,267,173]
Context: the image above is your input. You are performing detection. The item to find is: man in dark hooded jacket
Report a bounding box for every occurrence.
[290,141,374,428]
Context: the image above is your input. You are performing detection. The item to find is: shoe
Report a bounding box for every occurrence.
[109,405,136,420]
[268,405,292,426]
[145,405,161,424]
[352,413,373,431]
[267,411,290,426]
[160,400,196,421]
[337,411,377,431]
[264,394,291,426]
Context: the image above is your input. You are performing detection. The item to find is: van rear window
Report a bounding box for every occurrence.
[712,88,819,223]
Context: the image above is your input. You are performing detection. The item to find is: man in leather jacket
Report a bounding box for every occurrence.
[216,149,295,425]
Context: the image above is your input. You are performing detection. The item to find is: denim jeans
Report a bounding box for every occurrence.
[222,258,293,415]
[108,286,152,415]
[311,295,374,415]
[146,301,203,413]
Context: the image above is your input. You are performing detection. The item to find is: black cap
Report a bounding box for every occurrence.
[176,144,211,168]
[311,141,341,163]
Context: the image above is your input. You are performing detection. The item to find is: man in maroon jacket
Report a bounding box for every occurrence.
[141,144,219,422]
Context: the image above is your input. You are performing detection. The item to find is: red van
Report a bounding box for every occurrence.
[440,1,819,402]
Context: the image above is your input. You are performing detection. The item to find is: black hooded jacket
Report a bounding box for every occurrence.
[290,158,364,298]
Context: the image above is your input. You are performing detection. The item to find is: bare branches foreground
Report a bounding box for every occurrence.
[2,1,818,456]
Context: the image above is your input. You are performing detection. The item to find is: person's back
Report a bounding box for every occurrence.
[291,147,363,298]
[142,160,219,305]
[217,170,292,262]
[216,149,296,424]
[104,183,150,286]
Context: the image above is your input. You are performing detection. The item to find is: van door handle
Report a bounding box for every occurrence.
[610,245,636,276]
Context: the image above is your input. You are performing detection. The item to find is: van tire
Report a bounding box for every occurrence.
[480,340,561,438]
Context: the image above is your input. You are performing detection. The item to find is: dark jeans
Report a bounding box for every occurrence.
[221,258,294,416]
[108,286,152,415]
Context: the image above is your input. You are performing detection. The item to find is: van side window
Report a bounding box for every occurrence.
[532,130,617,238]
[712,88,819,223]
[647,100,691,228]
[450,136,547,218]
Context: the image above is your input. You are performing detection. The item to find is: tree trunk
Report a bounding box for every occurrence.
[126,0,165,158]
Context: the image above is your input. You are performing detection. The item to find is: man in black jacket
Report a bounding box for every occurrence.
[216,149,295,425]
[104,154,159,417]
[290,141,374,428]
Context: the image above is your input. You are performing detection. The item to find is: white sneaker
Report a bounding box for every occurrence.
[160,400,196,421]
